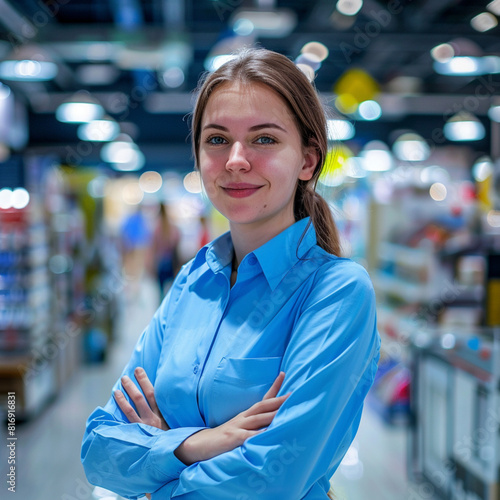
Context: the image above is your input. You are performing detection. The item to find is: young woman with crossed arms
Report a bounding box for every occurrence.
[81,48,380,499]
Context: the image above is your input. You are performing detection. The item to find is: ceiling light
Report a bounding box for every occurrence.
[487,0,500,16]
[77,117,120,142]
[0,44,58,82]
[230,9,297,37]
[233,18,254,36]
[361,141,393,171]
[444,112,486,141]
[336,0,363,16]
[471,12,498,32]
[434,56,500,76]
[393,133,430,162]
[161,66,185,88]
[327,119,355,141]
[301,42,329,62]
[358,100,382,121]
[488,105,500,122]
[472,156,494,182]
[56,91,104,123]
[430,43,455,63]
[139,171,163,193]
[101,134,145,171]
[205,54,238,72]
[0,188,13,209]
[12,188,30,209]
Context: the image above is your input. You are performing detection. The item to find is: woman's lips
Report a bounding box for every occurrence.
[222,184,263,198]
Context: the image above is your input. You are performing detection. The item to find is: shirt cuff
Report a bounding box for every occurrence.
[147,427,206,481]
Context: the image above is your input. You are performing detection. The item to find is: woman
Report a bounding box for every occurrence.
[81,48,380,499]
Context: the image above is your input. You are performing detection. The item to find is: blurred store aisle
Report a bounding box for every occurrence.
[6,275,419,500]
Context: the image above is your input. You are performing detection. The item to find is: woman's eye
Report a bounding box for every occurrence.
[207,136,226,145]
[255,136,275,145]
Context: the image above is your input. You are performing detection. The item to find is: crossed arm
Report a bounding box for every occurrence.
[115,367,289,497]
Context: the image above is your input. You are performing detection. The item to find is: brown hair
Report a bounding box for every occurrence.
[191,48,341,256]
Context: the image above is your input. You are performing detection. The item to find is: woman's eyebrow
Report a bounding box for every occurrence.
[202,123,287,132]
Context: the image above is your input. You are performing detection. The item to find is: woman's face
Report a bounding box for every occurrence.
[199,81,317,236]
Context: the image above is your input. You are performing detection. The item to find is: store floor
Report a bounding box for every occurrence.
[6,276,429,500]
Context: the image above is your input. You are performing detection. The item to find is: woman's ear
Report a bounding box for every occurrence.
[299,146,319,181]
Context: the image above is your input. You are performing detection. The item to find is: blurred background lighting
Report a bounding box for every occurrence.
[183,171,202,194]
[233,18,254,36]
[472,156,494,182]
[430,43,455,63]
[0,60,58,81]
[122,182,144,205]
[0,83,11,100]
[444,112,486,141]
[487,210,500,227]
[296,63,315,82]
[12,188,30,209]
[301,42,329,62]
[358,100,382,121]
[441,333,456,349]
[204,54,237,72]
[327,119,355,140]
[0,188,13,209]
[487,0,500,15]
[78,118,120,142]
[430,182,447,201]
[471,12,498,32]
[487,105,500,122]
[139,171,163,193]
[230,9,297,37]
[161,66,185,88]
[434,56,500,76]
[393,133,430,162]
[87,176,108,198]
[361,141,393,171]
[336,0,363,16]
[56,92,104,123]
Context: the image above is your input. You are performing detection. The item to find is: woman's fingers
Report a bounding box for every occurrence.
[263,371,285,400]
[114,389,141,423]
[120,375,152,418]
[134,367,160,414]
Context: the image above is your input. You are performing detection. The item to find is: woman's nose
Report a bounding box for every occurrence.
[225,142,251,172]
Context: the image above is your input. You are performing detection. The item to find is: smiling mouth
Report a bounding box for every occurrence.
[222,185,263,198]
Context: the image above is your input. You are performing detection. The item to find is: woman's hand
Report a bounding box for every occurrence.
[174,371,290,466]
[114,367,170,431]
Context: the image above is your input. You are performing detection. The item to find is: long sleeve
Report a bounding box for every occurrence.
[81,267,208,500]
[150,261,380,499]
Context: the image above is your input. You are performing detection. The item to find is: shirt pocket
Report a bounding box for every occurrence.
[208,356,282,427]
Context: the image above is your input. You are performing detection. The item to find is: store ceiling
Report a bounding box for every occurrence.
[0,0,498,172]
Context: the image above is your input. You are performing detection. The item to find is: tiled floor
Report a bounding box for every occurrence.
[3,276,421,500]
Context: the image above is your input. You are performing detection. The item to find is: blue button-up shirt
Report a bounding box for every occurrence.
[81,217,380,499]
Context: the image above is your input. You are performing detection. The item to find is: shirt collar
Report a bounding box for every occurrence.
[200,217,317,290]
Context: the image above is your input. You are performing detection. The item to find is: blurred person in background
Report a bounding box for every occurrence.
[82,48,379,500]
[147,202,181,297]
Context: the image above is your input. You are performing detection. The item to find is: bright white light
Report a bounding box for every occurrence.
[473,157,494,182]
[233,18,254,36]
[0,60,58,81]
[301,42,329,62]
[101,138,145,171]
[101,139,133,162]
[204,54,237,72]
[0,188,13,209]
[327,120,355,141]
[122,182,144,205]
[139,171,163,193]
[487,210,500,227]
[444,120,485,142]
[393,133,430,162]
[488,105,500,122]
[162,67,185,88]
[0,83,11,100]
[421,166,450,184]
[183,171,202,194]
[12,188,30,209]
[441,333,456,349]
[78,119,120,142]
[431,43,455,63]
[336,0,363,16]
[361,141,393,171]
[230,9,297,37]
[471,12,498,32]
[319,169,346,187]
[487,0,500,15]
[56,102,104,123]
[358,100,382,121]
[296,64,315,82]
[434,56,500,76]
[430,182,447,201]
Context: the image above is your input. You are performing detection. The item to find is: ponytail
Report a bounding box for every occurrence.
[295,180,342,257]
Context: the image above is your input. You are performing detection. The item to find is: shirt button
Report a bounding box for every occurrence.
[248,255,257,265]
[193,365,199,374]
